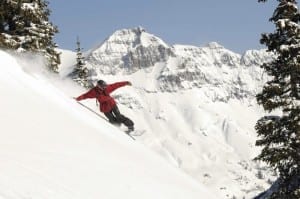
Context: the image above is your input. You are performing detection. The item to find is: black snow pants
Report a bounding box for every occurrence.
[104,105,134,130]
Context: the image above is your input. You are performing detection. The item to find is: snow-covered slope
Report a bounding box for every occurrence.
[56,48,77,77]
[0,50,217,199]
[73,27,277,198]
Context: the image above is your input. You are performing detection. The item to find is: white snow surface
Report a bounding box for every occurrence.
[0,50,217,199]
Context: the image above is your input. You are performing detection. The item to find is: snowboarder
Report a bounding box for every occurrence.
[75,80,134,132]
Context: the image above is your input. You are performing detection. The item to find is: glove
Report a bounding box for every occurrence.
[127,81,132,86]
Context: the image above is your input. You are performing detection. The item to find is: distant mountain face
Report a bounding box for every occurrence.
[86,27,174,74]
[85,27,274,101]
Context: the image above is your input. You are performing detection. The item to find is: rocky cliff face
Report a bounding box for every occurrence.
[157,43,273,101]
[85,27,274,101]
[86,27,174,75]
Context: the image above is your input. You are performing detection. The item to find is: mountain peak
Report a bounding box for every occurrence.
[134,26,146,34]
[90,27,169,53]
[205,42,225,49]
[86,27,173,75]
[105,26,169,48]
[109,26,145,38]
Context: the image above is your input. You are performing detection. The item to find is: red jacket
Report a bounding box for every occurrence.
[76,81,129,113]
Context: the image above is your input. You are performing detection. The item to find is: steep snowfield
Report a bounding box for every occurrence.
[0,50,217,199]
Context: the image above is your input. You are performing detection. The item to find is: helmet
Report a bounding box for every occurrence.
[97,80,107,87]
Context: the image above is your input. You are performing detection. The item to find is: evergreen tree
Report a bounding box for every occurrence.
[72,37,89,88]
[0,0,60,72]
[255,0,300,198]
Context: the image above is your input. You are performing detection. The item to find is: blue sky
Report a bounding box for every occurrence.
[49,0,280,54]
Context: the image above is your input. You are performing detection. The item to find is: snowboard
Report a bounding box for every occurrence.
[125,129,146,136]
[76,100,145,140]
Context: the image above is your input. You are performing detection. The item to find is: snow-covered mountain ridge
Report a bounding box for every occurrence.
[85,27,274,102]
[86,27,173,75]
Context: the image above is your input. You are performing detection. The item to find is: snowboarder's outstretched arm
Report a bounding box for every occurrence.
[106,81,131,94]
[76,88,96,101]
